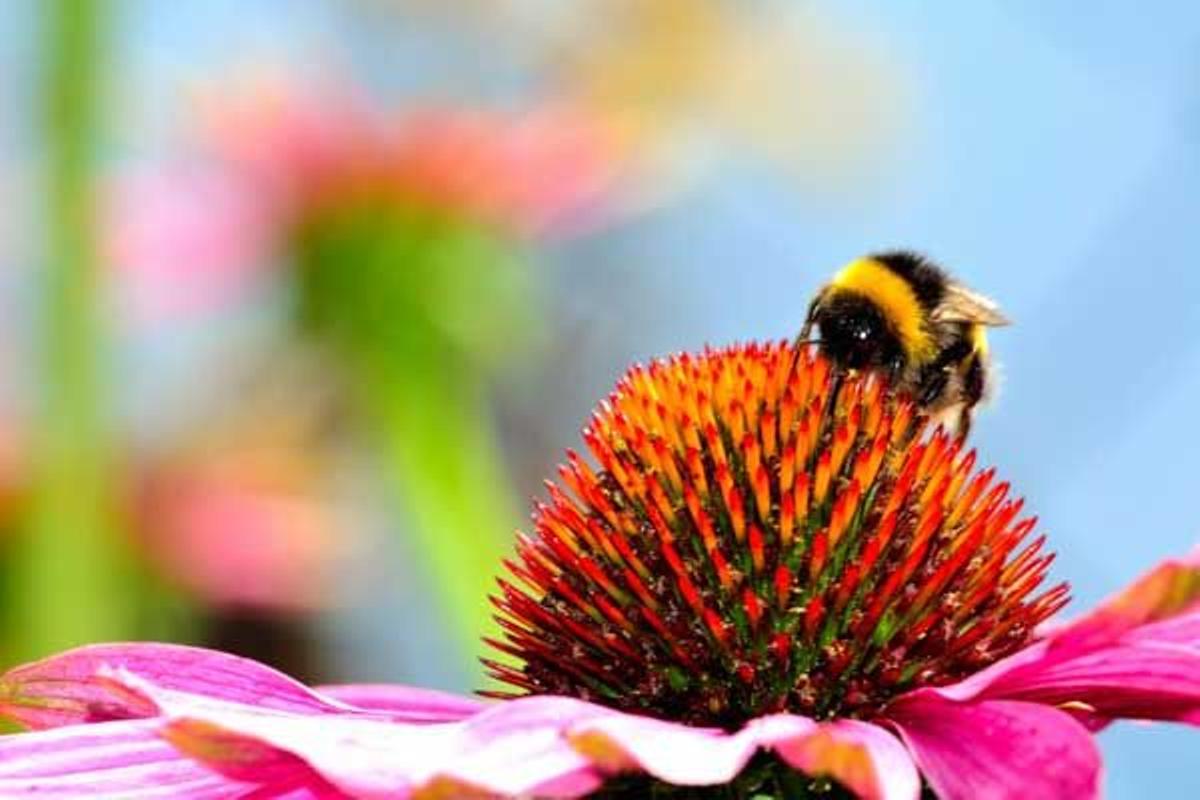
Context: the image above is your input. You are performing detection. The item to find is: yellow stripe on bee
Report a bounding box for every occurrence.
[970,323,989,357]
[830,257,936,362]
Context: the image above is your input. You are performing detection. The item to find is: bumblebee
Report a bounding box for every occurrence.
[798,251,1009,440]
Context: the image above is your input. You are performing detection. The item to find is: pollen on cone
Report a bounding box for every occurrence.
[489,342,1066,726]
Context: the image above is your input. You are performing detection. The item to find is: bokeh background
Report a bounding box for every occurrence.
[2,2,1198,796]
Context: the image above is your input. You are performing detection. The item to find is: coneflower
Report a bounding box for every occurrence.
[0,343,1196,799]
[487,341,1065,734]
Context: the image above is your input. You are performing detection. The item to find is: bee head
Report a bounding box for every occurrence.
[812,292,905,372]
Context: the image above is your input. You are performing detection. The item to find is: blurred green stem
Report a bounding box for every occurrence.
[8,0,134,662]
[358,345,513,681]
[296,208,528,683]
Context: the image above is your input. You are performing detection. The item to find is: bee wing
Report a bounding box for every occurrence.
[932,283,1011,326]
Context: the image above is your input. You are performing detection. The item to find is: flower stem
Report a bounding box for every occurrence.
[357,345,513,681]
[7,0,136,662]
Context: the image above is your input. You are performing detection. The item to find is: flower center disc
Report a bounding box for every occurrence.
[487,342,1066,727]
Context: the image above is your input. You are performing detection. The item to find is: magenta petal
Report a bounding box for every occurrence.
[521,768,608,799]
[157,688,919,799]
[3,659,599,798]
[886,694,1102,800]
[148,688,920,799]
[1126,609,1200,648]
[569,712,918,800]
[567,712,760,785]
[157,696,610,798]
[980,642,1200,724]
[160,711,442,797]
[881,552,1200,722]
[0,643,432,731]
[930,633,1200,726]
[765,718,920,800]
[1,657,159,730]
[314,683,484,722]
[1047,546,1200,653]
[423,697,613,797]
[0,719,252,799]
[925,553,1200,726]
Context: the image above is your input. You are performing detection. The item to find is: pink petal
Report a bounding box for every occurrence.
[2,645,588,796]
[977,642,1200,724]
[0,643,409,730]
[766,718,920,800]
[567,711,918,799]
[158,718,354,798]
[120,675,602,798]
[886,694,1102,800]
[159,711,443,797]
[1125,609,1200,648]
[0,719,254,798]
[411,697,612,797]
[1,657,159,730]
[314,684,484,722]
[923,554,1200,726]
[158,699,605,799]
[118,673,913,800]
[565,712,760,785]
[1047,546,1200,652]
[519,768,608,799]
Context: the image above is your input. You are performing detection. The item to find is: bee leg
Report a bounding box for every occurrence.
[790,295,823,376]
[954,352,986,443]
[917,339,974,404]
[796,294,821,345]
[928,339,974,374]
[956,407,973,443]
[918,367,951,407]
[963,351,986,407]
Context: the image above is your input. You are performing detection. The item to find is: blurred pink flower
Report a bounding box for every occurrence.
[107,83,621,319]
[203,85,618,238]
[378,107,620,238]
[106,164,277,320]
[126,359,349,614]
[132,460,337,614]
[0,550,1196,798]
[197,81,377,207]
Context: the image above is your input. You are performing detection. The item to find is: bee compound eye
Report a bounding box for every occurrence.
[853,317,878,341]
